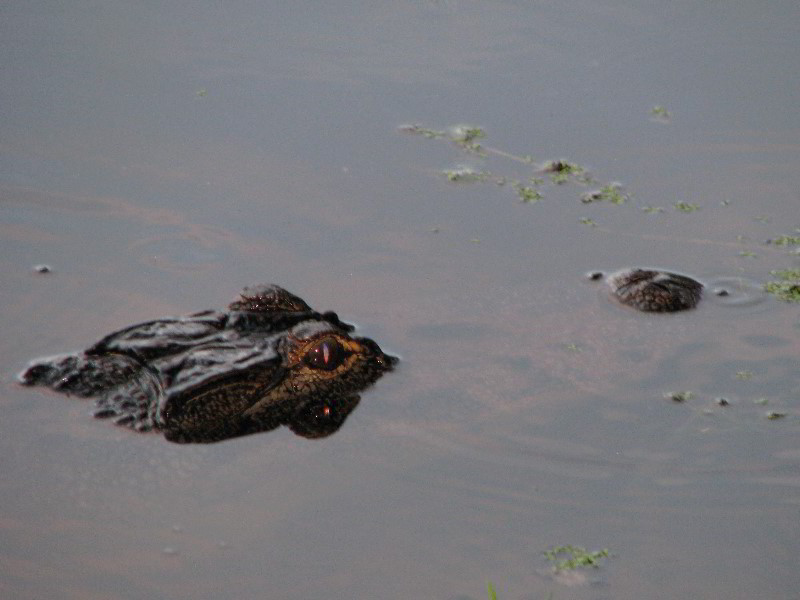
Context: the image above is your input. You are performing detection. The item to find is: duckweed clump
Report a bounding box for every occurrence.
[664,390,693,403]
[581,183,629,205]
[674,201,700,213]
[487,581,498,600]
[401,121,796,302]
[767,234,800,247]
[442,167,491,183]
[543,545,610,571]
[450,125,487,153]
[650,105,671,121]
[765,269,800,303]
[399,124,618,205]
[514,183,542,203]
[766,411,787,420]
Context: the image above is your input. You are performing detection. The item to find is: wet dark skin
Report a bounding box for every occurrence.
[603,268,704,312]
[20,269,702,444]
[20,285,396,443]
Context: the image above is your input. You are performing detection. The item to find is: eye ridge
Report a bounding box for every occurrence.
[302,337,349,371]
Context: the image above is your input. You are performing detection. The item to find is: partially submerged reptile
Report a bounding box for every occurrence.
[18,269,704,444]
[596,268,704,312]
[19,284,396,443]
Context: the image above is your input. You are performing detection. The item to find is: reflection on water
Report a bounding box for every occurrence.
[19,284,395,443]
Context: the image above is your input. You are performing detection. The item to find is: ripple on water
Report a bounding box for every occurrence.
[587,269,769,312]
[704,276,768,309]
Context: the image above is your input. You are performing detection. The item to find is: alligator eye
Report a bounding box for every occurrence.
[302,337,346,371]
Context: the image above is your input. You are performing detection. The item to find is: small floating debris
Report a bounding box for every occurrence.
[538,159,585,184]
[398,124,445,139]
[441,166,489,183]
[764,269,800,303]
[650,105,671,122]
[766,411,786,420]
[705,276,767,307]
[448,124,486,146]
[33,264,52,274]
[766,234,800,247]
[514,183,542,203]
[399,123,487,153]
[162,547,179,556]
[539,159,580,174]
[664,391,693,403]
[674,201,700,213]
[543,545,610,572]
[580,183,628,205]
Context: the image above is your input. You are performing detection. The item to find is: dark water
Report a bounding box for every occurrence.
[2,2,799,599]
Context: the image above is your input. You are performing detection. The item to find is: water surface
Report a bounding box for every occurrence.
[2,2,799,599]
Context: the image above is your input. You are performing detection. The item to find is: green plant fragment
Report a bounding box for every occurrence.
[765,280,800,303]
[765,268,800,302]
[442,168,489,183]
[768,235,800,247]
[771,269,800,280]
[766,411,786,420]
[540,159,583,174]
[674,201,700,213]
[650,105,671,119]
[487,581,498,600]
[515,184,542,203]
[543,545,610,572]
[398,124,446,138]
[450,125,486,143]
[664,390,693,403]
[581,184,628,205]
[550,172,570,184]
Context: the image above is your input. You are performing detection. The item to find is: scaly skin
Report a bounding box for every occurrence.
[606,268,703,312]
[19,285,396,443]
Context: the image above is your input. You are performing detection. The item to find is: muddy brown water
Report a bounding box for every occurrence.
[2,2,799,599]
